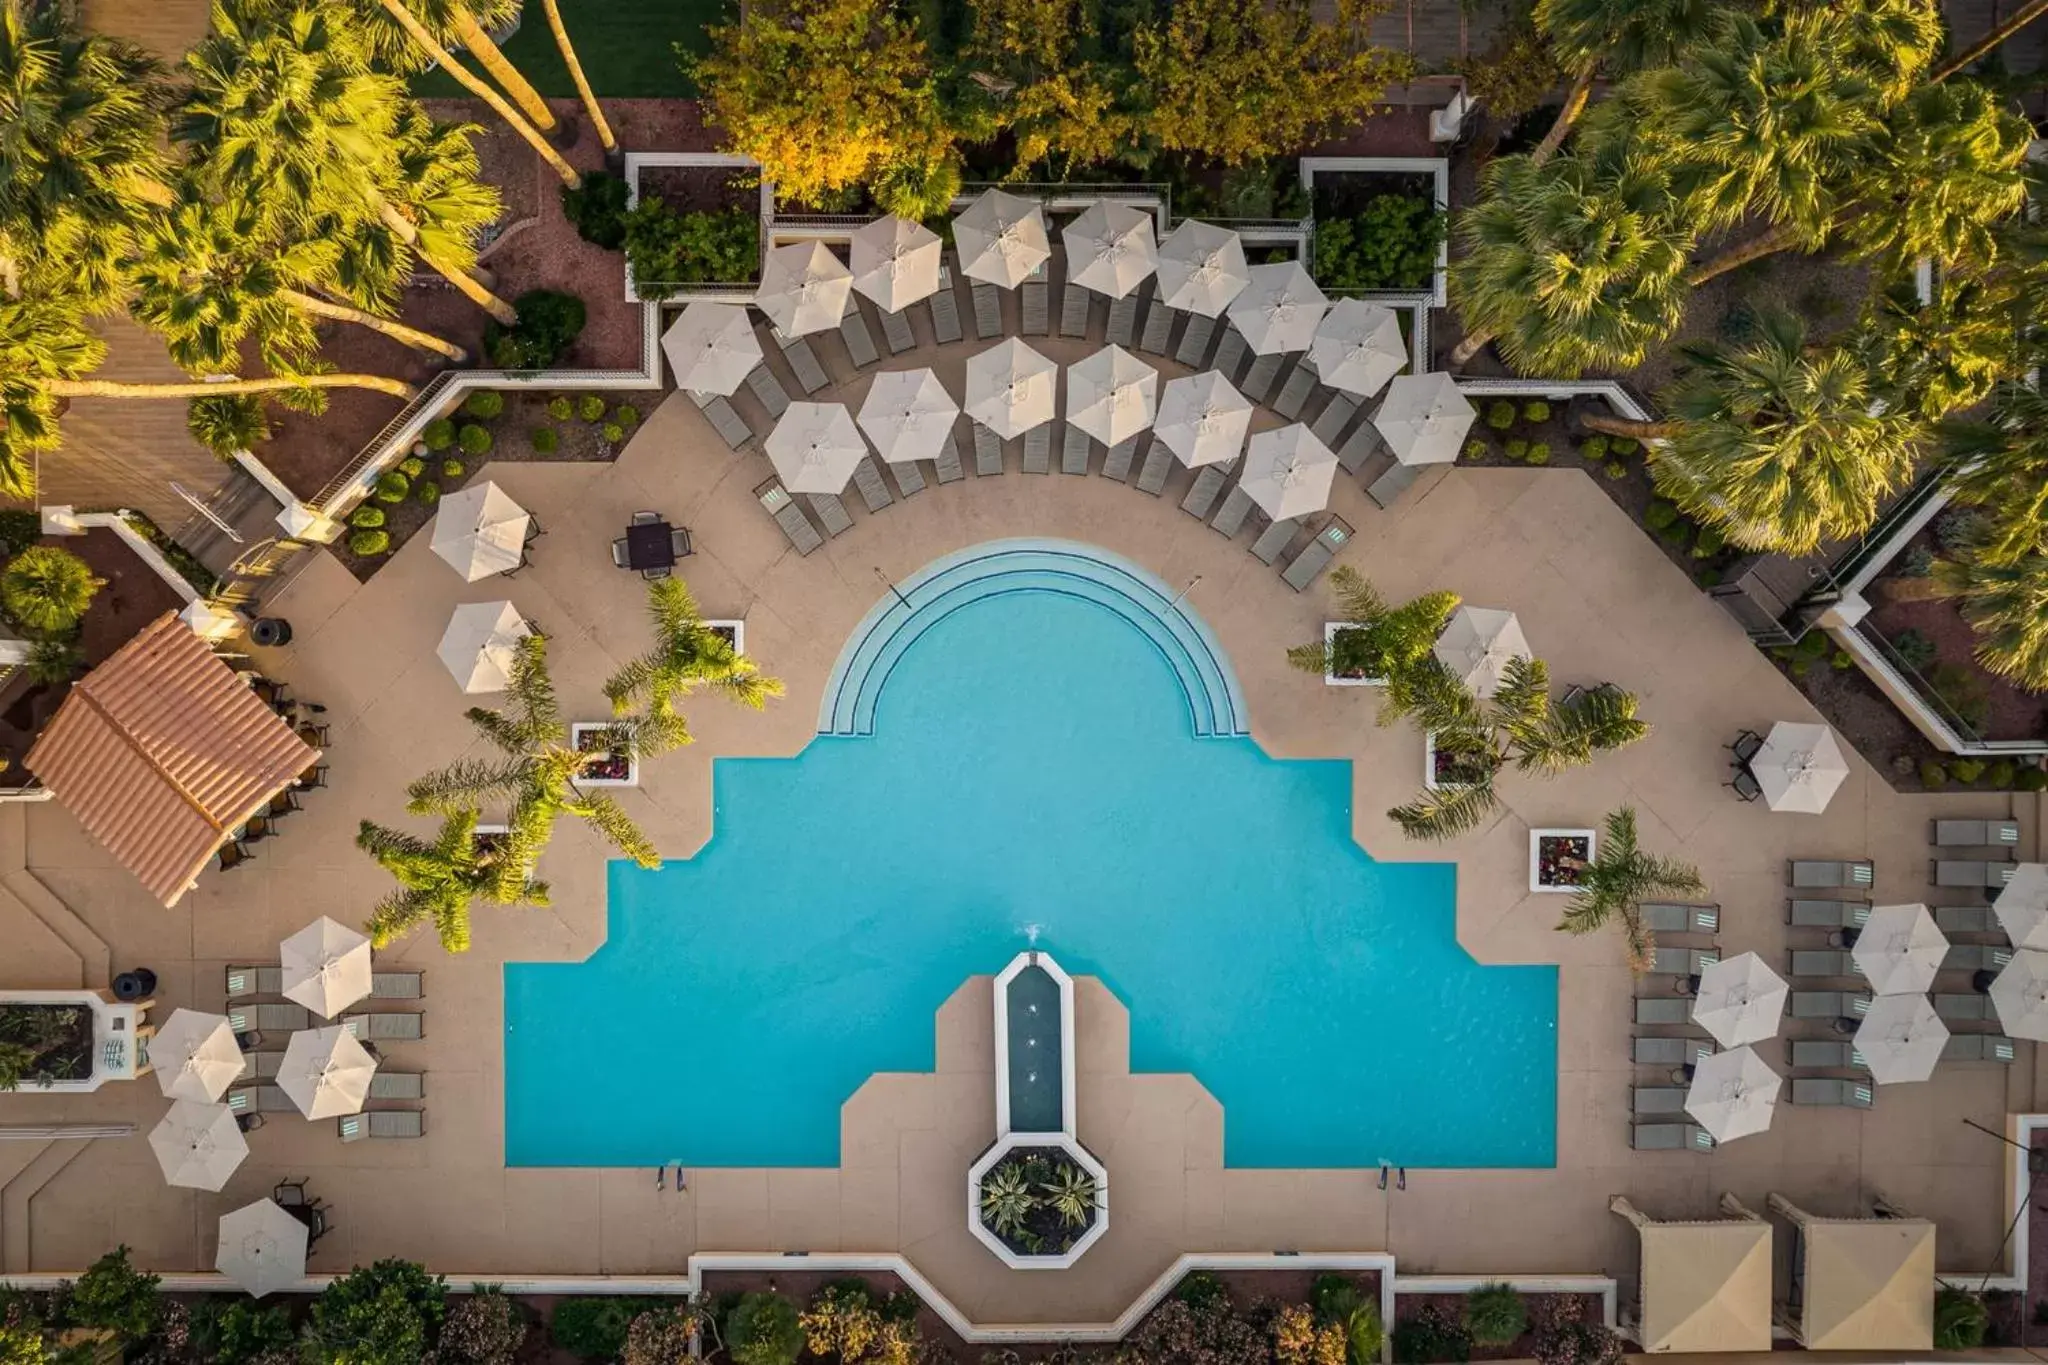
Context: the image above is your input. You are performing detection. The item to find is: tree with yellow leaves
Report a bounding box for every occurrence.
[964,0,1132,175]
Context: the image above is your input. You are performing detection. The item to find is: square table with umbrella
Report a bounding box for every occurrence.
[756,241,853,338]
[1744,721,1850,814]
[216,1198,309,1298]
[430,481,533,582]
[1990,949,2048,1040]
[955,188,1050,289]
[1433,605,1531,700]
[1372,372,1476,467]
[1239,424,1338,521]
[964,339,1058,439]
[858,368,960,465]
[1065,344,1159,447]
[850,215,943,312]
[660,301,763,396]
[1062,200,1159,299]
[1226,262,1329,355]
[150,1100,248,1191]
[1311,300,1407,399]
[1995,863,2048,949]
[438,602,531,694]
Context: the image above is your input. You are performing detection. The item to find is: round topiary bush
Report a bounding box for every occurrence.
[2018,767,2048,792]
[547,395,574,421]
[422,418,457,452]
[1485,400,1516,431]
[615,404,641,428]
[459,424,494,456]
[1692,526,1726,558]
[602,422,625,443]
[578,394,607,422]
[484,290,588,369]
[1696,568,1722,587]
[1463,1284,1525,1347]
[1462,439,1486,459]
[349,529,391,556]
[532,427,560,454]
[398,455,426,479]
[416,481,441,507]
[1525,441,1551,465]
[1658,520,1691,548]
[1522,400,1550,423]
[1610,438,1640,456]
[463,389,505,420]
[1921,760,1950,789]
[1605,462,1628,479]
[1579,435,1609,461]
[1989,760,2019,789]
[442,459,466,479]
[375,471,411,503]
[1504,437,1528,460]
[349,506,386,529]
[1952,758,1987,783]
[1644,499,1678,530]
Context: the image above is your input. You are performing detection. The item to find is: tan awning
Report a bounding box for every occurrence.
[26,612,320,906]
[1799,1218,1936,1349]
[1636,1219,1773,1352]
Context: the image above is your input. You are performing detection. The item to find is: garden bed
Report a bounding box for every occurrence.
[0,1001,93,1086]
[1307,168,1445,294]
[974,1143,1102,1262]
[570,722,637,787]
[1531,829,1593,892]
[1392,1290,1607,1363]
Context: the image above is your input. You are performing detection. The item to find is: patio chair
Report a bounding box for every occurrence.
[342,1011,423,1041]
[1282,518,1354,593]
[839,300,880,368]
[297,766,329,792]
[972,423,1004,476]
[1135,438,1174,495]
[1944,943,2013,973]
[1641,903,1719,935]
[368,1071,425,1100]
[235,1050,282,1082]
[371,972,423,1000]
[1633,1037,1713,1067]
[1788,899,1871,928]
[1021,274,1050,335]
[1061,424,1092,475]
[1933,819,2021,847]
[1935,993,1995,1021]
[774,332,831,394]
[1935,905,1998,935]
[1210,326,1250,383]
[1366,462,1421,511]
[1106,292,1139,347]
[225,1084,295,1115]
[1211,485,1255,537]
[670,528,694,559]
[970,278,1004,340]
[227,965,283,998]
[890,459,926,496]
[229,1004,310,1033]
[1726,768,1764,803]
[1250,516,1299,565]
[1311,393,1359,448]
[1102,437,1139,483]
[1180,457,1236,519]
[1789,859,1876,888]
[1943,1033,2017,1063]
[879,306,916,355]
[754,478,821,556]
[1789,1040,1864,1070]
[852,457,896,512]
[1788,990,1872,1020]
[1933,859,2015,889]
[1138,297,1176,354]
[1632,1086,1687,1116]
[1634,998,1691,1026]
[1022,425,1052,473]
[745,364,792,419]
[610,538,632,570]
[241,817,274,845]
[267,789,301,819]
[1728,729,1765,764]
[689,391,752,450]
[631,510,660,526]
[1272,361,1320,419]
[1174,312,1218,367]
[1059,281,1091,338]
[1631,1122,1714,1152]
[1790,950,1855,978]
[1790,1078,1874,1108]
[807,493,854,536]
[927,264,963,344]
[1652,947,1718,977]
[1337,423,1383,473]
[1238,352,1285,404]
[933,432,966,484]
[339,1110,426,1142]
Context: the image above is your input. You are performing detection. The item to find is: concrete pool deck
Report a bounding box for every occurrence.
[0,333,2036,1321]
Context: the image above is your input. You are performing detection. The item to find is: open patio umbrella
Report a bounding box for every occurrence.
[1065,344,1158,446]
[1995,864,2048,949]
[437,601,530,694]
[429,481,530,582]
[149,1009,243,1103]
[1062,200,1158,298]
[1238,424,1338,521]
[1310,300,1406,399]
[766,402,867,494]
[150,1100,248,1191]
[1691,952,1790,1048]
[1852,904,1947,997]
[1853,994,1949,1084]
[277,1025,377,1120]
[280,915,373,1019]
[1990,949,2048,1040]
[1750,721,1850,814]
[1226,262,1328,355]
[1433,605,1531,699]
[1154,371,1254,468]
[964,339,1057,438]
[216,1198,308,1299]
[850,215,942,312]
[955,188,1050,289]
[1154,220,1250,317]
[1684,1045,1780,1143]
[659,301,761,395]
[1373,372,1475,466]
[756,241,853,337]
[857,368,959,464]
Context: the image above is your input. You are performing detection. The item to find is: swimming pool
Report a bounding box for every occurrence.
[504,539,1558,1169]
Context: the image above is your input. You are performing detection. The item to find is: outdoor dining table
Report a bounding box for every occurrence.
[624,522,677,572]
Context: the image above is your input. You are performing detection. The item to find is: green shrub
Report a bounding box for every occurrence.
[532,427,560,454]
[1505,437,1528,460]
[186,392,270,458]
[1795,631,1831,661]
[2018,767,2048,792]
[727,1292,802,1365]
[1463,1284,1525,1347]
[624,197,761,290]
[550,1297,654,1360]
[416,481,440,507]
[1692,525,1726,558]
[1644,500,1678,530]
[1658,520,1691,548]
[1579,435,1609,461]
[1310,196,1446,291]
[1830,650,1853,670]
[349,506,386,529]
[305,1260,446,1365]
[438,1290,528,1365]
[1952,758,1987,783]
[602,422,625,444]
[1937,508,1989,551]
[1525,441,1551,465]
[1920,759,1949,788]
[1610,438,1639,456]
[561,170,631,249]
[442,459,466,479]
[348,529,391,556]
[1392,1306,1471,1365]
[459,424,494,456]
[463,389,505,420]
[375,471,411,503]
[67,1247,161,1343]
[1900,545,1936,577]
[1462,439,1486,460]
[578,394,607,422]
[486,290,587,370]
[1934,1289,1989,1351]
[1174,1270,1228,1310]
[193,1298,296,1365]
[422,418,456,452]
[615,404,641,428]
[1486,400,1516,431]
[1605,462,1628,479]
[1931,662,1992,731]
[1522,400,1550,423]
[1891,627,1938,671]
[0,545,104,634]
[398,455,426,479]
[1989,759,2018,788]
[547,395,574,421]
[0,510,41,558]
[1695,568,1722,587]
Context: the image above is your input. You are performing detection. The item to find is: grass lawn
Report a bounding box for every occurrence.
[410,0,730,100]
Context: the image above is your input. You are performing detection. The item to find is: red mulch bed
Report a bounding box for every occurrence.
[1394,1291,1605,1362]
[1308,104,1439,159]
[639,163,754,215]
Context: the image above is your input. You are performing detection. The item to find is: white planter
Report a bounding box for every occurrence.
[1323,622,1385,689]
[967,1132,1109,1271]
[1530,828,1597,894]
[570,723,639,788]
[1422,731,1484,791]
[706,620,745,658]
[0,991,151,1092]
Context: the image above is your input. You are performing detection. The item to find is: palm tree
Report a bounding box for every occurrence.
[0,545,103,632]
[540,0,614,156]
[357,808,549,952]
[346,0,557,133]
[1527,0,1723,164]
[187,394,272,458]
[1285,566,1459,680]
[1938,549,2048,692]
[1940,381,2048,567]
[604,579,785,755]
[1557,806,1706,973]
[1853,272,2014,424]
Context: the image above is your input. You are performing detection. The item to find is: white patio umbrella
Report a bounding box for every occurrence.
[277,1025,377,1120]
[437,601,530,694]
[755,241,853,337]
[1994,864,2048,950]
[150,1100,248,1191]
[1154,220,1250,317]
[216,1198,308,1299]
[149,1008,244,1103]
[1853,993,1949,1084]
[1690,952,1790,1048]
[1852,903,1948,997]
[1238,424,1338,521]
[964,338,1057,438]
[850,215,943,312]
[1065,344,1158,446]
[1062,200,1158,299]
[1433,606,1531,699]
[1684,1045,1780,1143]
[766,402,868,494]
[1310,300,1406,399]
[857,368,959,464]
[1750,721,1850,815]
[1226,262,1329,355]
[280,915,373,1019]
[659,301,761,395]
[429,480,530,582]
[954,188,1050,289]
[1154,371,1254,468]
[1990,949,2048,1040]
[1373,372,1476,467]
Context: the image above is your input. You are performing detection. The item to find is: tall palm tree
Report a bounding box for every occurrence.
[540,0,613,156]
[357,808,550,952]
[604,578,785,756]
[1940,381,2048,567]
[345,0,557,133]
[1285,566,1459,680]
[380,107,518,324]
[1938,549,2048,693]
[1527,0,1722,164]
[1557,806,1706,973]
[1853,273,2014,424]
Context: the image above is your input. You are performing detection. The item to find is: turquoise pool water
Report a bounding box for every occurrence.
[504,541,1558,1169]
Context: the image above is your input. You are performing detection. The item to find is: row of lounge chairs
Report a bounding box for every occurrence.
[1786,944,2010,978]
[227,1003,425,1040]
[1781,899,2001,933]
[227,966,420,1001]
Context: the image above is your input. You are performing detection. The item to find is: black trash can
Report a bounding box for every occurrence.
[251,618,293,648]
[112,968,158,1001]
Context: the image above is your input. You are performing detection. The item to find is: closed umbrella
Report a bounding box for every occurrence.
[766,402,867,494]
[1062,200,1158,298]
[1853,994,1948,1084]
[1373,372,1475,466]
[277,1026,377,1120]
[659,301,761,395]
[857,368,959,464]
[216,1199,307,1299]
[1065,344,1158,446]
[1154,371,1253,468]
[437,602,530,694]
[1994,863,2048,950]
[1238,424,1338,521]
[850,215,942,312]
[1226,262,1328,354]
[756,241,853,337]
[1690,952,1790,1048]
[150,1100,247,1191]
[1750,722,1849,814]
[1990,949,2048,1040]
[1154,220,1250,317]
[429,481,530,582]
[1433,605,1531,699]
[150,1009,243,1103]
[955,188,1050,289]
[1684,1046,1780,1143]
[1852,904,1947,997]
[1310,300,1406,399]
[964,339,1057,438]
[280,915,373,1019]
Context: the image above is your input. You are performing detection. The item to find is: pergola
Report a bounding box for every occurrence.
[1767,1193,1935,1350]
[1610,1194,1772,1353]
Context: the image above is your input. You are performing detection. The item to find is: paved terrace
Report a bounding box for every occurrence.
[0,310,2038,1323]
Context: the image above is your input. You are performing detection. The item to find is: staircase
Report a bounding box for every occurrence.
[170,465,313,616]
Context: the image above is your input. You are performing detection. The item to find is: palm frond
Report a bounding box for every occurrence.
[405,758,527,814]
[1286,641,1333,675]
[1387,776,1501,841]
[572,792,662,868]
[1325,565,1386,625]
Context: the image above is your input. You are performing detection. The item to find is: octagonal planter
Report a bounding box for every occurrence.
[968,1132,1109,1270]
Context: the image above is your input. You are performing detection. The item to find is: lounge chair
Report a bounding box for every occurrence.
[1337,423,1383,473]
[1367,462,1422,510]
[1633,1037,1713,1067]
[1943,1034,2017,1063]
[1311,393,1359,448]
[745,364,792,419]
[1934,859,2015,890]
[1944,944,2012,972]
[890,458,926,496]
[971,279,1003,340]
[807,493,853,537]
[369,1071,425,1100]
[972,423,1003,476]
[343,1011,423,1041]
[852,457,895,512]
[1135,438,1174,495]
[879,306,916,355]
[927,266,963,344]
[1632,1086,1687,1116]
[1058,281,1091,338]
[839,300,881,368]
[1250,516,1298,565]
[1210,327,1249,382]
[1790,950,1856,978]
[225,1085,295,1114]
[1652,948,1718,976]
[689,390,752,450]
[933,432,966,484]
[1790,859,1876,888]
[1106,292,1139,347]
[1180,458,1235,519]
[1060,424,1092,475]
[1282,518,1354,593]
[1791,1078,1874,1108]
[1789,990,1873,1019]
[774,332,831,394]
[1789,898,1871,928]
[339,1110,425,1142]
[1174,312,1219,367]
[1238,352,1285,403]
[1138,297,1176,354]
[1020,274,1050,334]
[1634,998,1691,1026]
[1211,486,1255,537]
[1935,905,1998,935]
[1789,1040,1864,1070]
[1642,903,1719,935]
[226,965,283,998]
[1631,1123,1714,1152]
[1933,819,2021,847]
[1022,425,1052,473]
[1935,993,1995,1021]
[755,477,822,556]
[235,1050,282,1082]
[1272,361,1319,419]
[229,1004,309,1033]
[1102,437,1138,483]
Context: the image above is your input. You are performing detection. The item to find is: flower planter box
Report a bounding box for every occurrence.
[1424,732,1489,791]
[706,620,745,657]
[0,991,151,1091]
[570,723,638,788]
[1324,622,1384,688]
[1530,829,1596,893]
